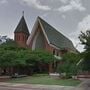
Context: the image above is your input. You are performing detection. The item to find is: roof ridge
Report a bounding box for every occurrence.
[38,16,72,43]
[38,16,76,51]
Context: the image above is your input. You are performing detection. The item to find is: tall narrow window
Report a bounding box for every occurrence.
[57,52,59,56]
[18,35,20,41]
[23,35,24,41]
[53,49,55,55]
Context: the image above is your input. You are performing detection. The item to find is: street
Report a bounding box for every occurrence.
[0,86,37,90]
[0,83,76,90]
[0,80,90,90]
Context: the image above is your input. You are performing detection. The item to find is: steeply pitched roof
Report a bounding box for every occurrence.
[38,17,76,51]
[14,16,29,35]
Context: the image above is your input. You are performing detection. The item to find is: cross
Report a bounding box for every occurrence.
[22,11,24,16]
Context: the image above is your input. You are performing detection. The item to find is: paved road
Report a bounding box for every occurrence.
[77,79,90,90]
[0,86,37,90]
[0,84,42,90]
[0,86,76,90]
[0,83,76,90]
[0,86,84,90]
[0,80,90,90]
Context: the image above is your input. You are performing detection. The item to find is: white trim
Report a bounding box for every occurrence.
[32,31,40,50]
[54,55,62,60]
[27,17,60,50]
[26,18,39,45]
[38,19,60,50]
[27,17,50,46]
[38,19,50,44]
[49,44,60,50]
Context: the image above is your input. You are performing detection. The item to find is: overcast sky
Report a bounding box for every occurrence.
[0,0,90,52]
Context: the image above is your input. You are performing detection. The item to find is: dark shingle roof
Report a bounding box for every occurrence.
[38,17,76,51]
[14,16,29,35]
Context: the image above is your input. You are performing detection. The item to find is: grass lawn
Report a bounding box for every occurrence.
[6,74,81,86]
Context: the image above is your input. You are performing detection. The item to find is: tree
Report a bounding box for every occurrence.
[0,40,56,74]
[0,50,18,75]
[0,39,17,50]
[25,50,56,73]
[79,30,90,71]
[57,52,81,78]
[0,40,28,75]
[79,30,90,51]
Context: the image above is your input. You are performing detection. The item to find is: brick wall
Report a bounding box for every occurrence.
[14,32,29,47]
[27,25,63,56]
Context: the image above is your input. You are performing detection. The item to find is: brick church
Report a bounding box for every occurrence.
[14,14,76,57]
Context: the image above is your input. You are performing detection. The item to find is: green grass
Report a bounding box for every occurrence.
[6,75,81,86]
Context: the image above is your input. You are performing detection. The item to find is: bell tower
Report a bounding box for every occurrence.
[14,12,30,47]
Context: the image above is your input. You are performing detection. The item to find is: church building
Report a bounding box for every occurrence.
[14,15,30,47]
[14,14,76,57]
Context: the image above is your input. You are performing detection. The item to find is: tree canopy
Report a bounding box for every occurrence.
[79,30,90,51]
[79,30,90,71]
[57,52,81,77]
[0,39,56,74]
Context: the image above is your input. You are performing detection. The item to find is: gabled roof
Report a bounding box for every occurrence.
[38,17,76,51]
[14,16,29,35]
[27,16,76,52]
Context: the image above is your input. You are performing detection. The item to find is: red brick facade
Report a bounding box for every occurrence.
[14,32,29,47]
[28,25,64,56]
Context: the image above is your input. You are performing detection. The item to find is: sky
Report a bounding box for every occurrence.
[0,0,90,52]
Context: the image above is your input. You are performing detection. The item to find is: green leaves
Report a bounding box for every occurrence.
[0,41,55,68]
[79,30,90,71]
[57,52,81,77]
[62,52,81,64]
[0,50,17,67]
[79,30,90,51]
[25,50,55,64]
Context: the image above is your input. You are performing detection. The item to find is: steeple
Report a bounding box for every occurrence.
[14,13,29,35]
[14,12,30,47]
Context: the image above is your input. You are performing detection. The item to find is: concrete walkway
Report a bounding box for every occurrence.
[77,79,90,90]
[0,83,76,90]
[0,80,90,90]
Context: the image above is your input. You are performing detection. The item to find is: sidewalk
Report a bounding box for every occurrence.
[0,82,82,90]
[0,79,90,90]
[77,79,90,90]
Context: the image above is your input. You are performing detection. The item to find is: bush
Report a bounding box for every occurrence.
[57,53,81,78]
[57,63,77,78]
